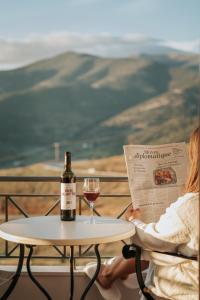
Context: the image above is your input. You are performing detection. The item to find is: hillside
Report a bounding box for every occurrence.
[0,52,199,167]
[104,84,199,145]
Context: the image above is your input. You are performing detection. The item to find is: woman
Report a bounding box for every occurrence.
[97,127,199,299]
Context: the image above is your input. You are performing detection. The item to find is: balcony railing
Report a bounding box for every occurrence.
[0,176,131,265]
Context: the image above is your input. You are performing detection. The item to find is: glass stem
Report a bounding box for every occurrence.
[90,201,94,223]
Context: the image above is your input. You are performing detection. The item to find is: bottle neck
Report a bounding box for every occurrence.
[64,153,71,172]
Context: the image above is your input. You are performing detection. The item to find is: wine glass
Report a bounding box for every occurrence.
[83,178,100,224]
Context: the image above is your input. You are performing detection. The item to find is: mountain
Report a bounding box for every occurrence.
[0,52,199,167]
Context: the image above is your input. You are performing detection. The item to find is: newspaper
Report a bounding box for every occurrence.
[124,143,188,223]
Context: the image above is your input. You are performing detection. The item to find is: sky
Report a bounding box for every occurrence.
[0,0,199,69]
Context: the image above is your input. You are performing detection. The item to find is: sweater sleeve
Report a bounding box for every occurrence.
[131,194,191,253]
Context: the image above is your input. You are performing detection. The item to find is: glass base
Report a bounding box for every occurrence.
[84,216,96,224]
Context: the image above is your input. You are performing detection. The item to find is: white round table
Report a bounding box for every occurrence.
[0,215,135,300]
[0,215,135,246]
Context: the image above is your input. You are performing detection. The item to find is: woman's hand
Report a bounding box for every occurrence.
[125,206,141,221]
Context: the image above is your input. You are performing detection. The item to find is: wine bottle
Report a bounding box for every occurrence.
[60,152,76,221]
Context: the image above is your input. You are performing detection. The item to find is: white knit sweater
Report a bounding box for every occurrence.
[131,192,199,300]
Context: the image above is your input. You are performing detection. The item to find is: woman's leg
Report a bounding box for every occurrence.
[98,256,149,289]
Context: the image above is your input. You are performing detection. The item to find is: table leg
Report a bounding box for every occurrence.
[80,244,101,300]
[1,244,24,300]
[69,246,74,300]
[26,245,52,300]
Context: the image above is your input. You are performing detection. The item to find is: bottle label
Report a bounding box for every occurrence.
[61,183,76,210]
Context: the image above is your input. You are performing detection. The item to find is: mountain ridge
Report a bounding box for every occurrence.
[1,35,198,71]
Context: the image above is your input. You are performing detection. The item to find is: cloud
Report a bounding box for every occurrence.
[163,39,200,53]
[0,32,147,68]
[0,32,198,70]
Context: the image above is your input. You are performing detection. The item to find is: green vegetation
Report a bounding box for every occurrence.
[0,52,199,167]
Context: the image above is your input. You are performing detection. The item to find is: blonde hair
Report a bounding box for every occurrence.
[185,127,200,193]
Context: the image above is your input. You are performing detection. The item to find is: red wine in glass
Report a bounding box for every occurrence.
[84,192,99,202]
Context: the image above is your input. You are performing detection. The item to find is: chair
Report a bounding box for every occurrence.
[122,244,198,300]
